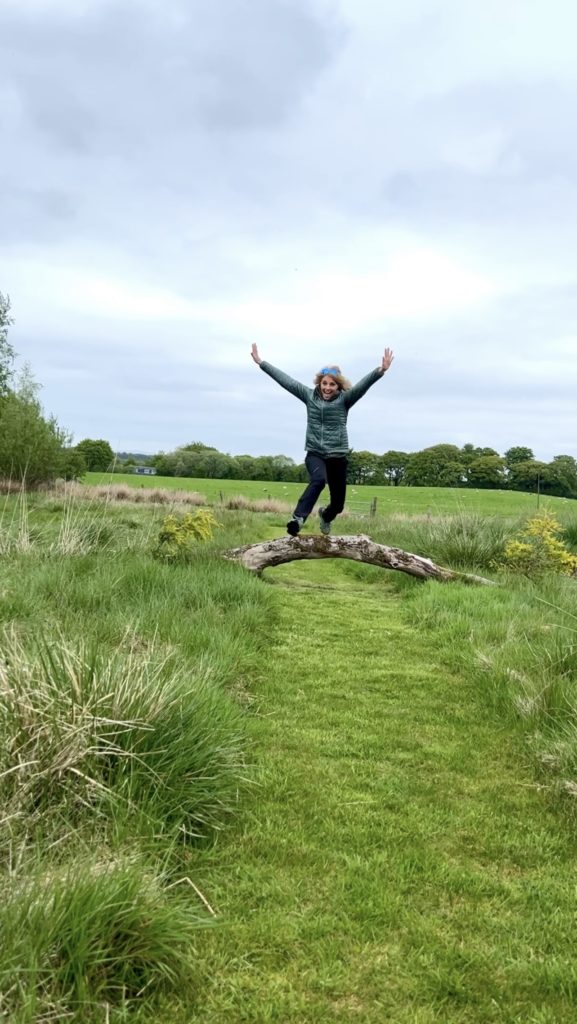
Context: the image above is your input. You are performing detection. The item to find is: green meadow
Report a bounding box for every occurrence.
[85,471,559,517]
[2,482,577,1022]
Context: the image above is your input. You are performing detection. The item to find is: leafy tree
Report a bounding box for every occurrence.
[507,459,549,493]
[381,450,411,486]
[270,454,298,481]
[14,361,40,403]
[460,443,499,466]
[203,452,235,479]
[59,446,87,481]
[404,445,464,487]
[550,455,577,499]
[0,291,15,396]
[173,451,196,477]
[461,446,502,481]
[180,441,219,453]
[76,438,115,472]
[505,446,534,468]
[347,450,381,485]
[0,297,69,485]
[0,392,68,485]
[439,461,465,487]
[151,452,176,476]
[229,454,255,480]
[507,459,577,498]
[460,443,477,466]
[466,455,507,489]
[251,456,275,481]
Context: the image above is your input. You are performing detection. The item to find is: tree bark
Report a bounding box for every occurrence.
[225,534,496,585]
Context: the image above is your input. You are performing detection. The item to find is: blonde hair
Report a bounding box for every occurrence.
[313,365,351,391]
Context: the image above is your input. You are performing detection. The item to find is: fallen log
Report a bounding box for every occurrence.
[225,534,496,585]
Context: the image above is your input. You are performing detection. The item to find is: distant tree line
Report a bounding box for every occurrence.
[348,444,577,498]
[148,443,309,483]
[136,441,577,498]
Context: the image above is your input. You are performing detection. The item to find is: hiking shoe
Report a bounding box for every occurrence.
[286,516,304,537]
[318,508,331,536]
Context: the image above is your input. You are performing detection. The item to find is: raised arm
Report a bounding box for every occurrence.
[250,344,310,403]
[345,348,394,407]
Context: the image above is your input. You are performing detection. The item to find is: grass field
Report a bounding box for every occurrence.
[2,486,577,1021]
[174,557,577,1024]
[84,471,571,518]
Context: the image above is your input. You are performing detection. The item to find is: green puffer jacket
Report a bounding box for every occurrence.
[260,361,384,457]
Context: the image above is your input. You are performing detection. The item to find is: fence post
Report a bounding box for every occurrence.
[370,497,377,517]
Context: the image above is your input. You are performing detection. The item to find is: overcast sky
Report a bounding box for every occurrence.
[2,0,576,462]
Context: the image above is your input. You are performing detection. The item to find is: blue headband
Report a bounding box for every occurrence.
[321,367,339,376]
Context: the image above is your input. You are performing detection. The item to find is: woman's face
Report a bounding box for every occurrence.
[320,375,340,400]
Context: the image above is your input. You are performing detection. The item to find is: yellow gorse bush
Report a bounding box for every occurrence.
[502,510,577,577]
[154,509,218,561]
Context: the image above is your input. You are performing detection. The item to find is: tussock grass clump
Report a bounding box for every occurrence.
[561,518,577,552]
[1,854,204,1022]
[218,493,291,513]
[372,511,518,570]
[49,480,208,506]
[48,505,113,556]
[0,487,33,554]
[0,631,246,849]
[428,513,516,569]
[1,488,118,557]
[0,477,25,495]
[127,486,204,506]
[87,482,207,506]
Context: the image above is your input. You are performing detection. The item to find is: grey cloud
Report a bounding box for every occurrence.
[192,1,344,130]
[1,0,342,152]
[380,79,577,226]
[1,185,75,243]
[2,2,577,465]
[425,78,577,181]
[1,0,344,253]
[27,88,96,153]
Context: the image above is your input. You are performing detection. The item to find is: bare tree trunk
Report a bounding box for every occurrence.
[225,534,496,585]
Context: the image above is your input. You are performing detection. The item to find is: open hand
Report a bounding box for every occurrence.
[381,348,394,372]
[251,343,262,365]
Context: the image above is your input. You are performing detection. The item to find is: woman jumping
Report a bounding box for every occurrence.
[251,344,394,536]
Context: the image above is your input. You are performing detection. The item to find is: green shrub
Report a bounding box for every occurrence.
[502,510,577,577]
[0,392,67,485]
[153,509,218,562]
[59,445,87,481]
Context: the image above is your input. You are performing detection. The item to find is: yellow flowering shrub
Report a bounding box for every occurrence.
[502,510,577,577]
[154,509,218,562]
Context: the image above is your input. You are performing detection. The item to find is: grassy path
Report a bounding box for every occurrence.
[183,561,577,1023]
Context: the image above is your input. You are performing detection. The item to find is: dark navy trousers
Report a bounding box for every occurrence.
[294,453,348,523]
